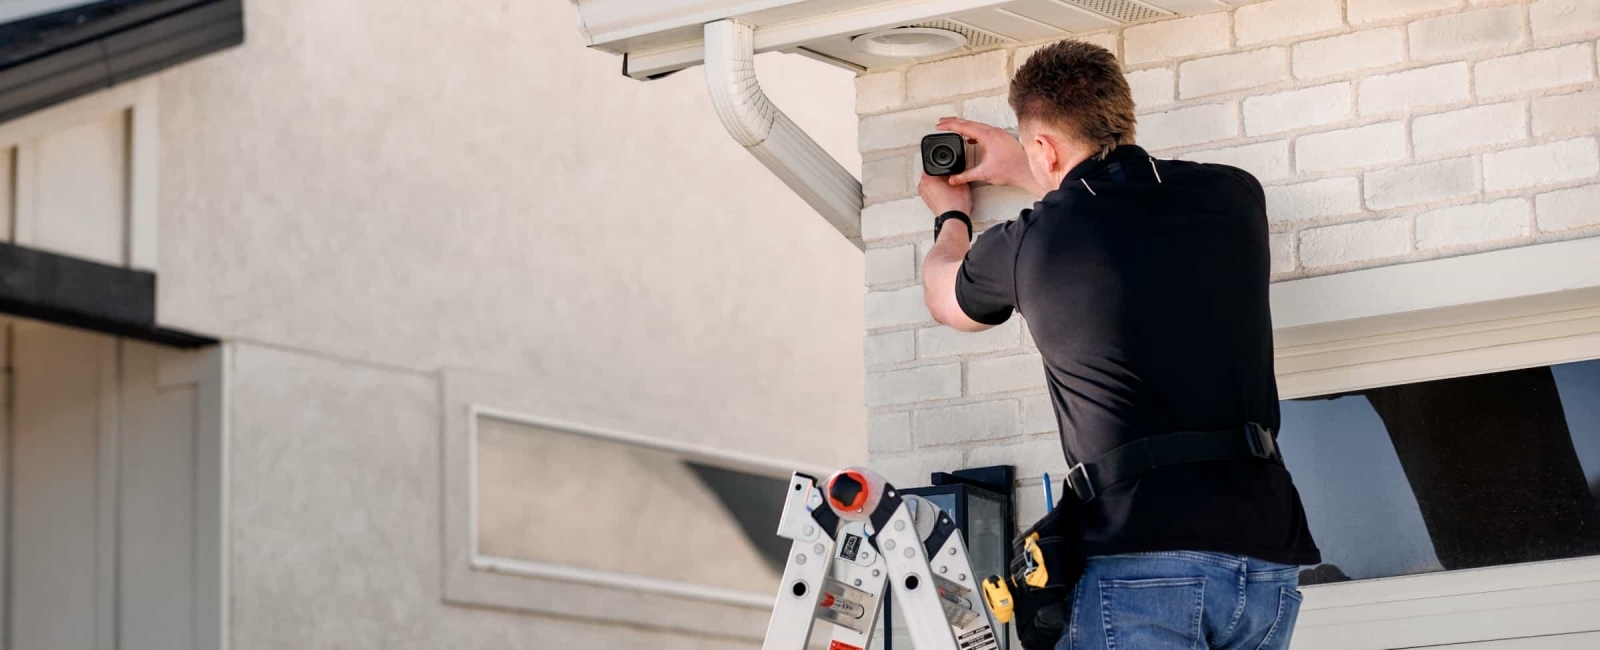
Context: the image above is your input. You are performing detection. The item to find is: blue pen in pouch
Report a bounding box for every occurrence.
[1043,472,1055,513]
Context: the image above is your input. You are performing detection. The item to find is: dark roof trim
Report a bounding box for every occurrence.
[0,242,217,348]
[0,0,243,124]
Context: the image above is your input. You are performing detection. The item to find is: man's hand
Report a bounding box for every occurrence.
[936,117,1045,197]
[918,172,972,216]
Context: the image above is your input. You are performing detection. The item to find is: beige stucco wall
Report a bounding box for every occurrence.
[142,0,864,646]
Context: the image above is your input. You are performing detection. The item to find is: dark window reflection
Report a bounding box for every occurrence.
[1279,360,1600,585]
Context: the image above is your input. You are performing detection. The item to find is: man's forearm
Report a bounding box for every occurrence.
[923,221,988,331]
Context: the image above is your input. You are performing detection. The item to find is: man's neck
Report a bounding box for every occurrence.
[1048,145,1102,189]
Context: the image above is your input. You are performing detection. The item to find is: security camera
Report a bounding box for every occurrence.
[921,133,976,177]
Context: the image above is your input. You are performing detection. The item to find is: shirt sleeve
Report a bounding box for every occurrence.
[954,212,1030,326]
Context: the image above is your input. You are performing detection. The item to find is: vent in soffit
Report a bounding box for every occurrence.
[907,19,1009,49]
[853,26,970,58]
[1062,0,1169,23]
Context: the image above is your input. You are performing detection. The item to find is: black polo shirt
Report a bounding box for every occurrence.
[955,145,1321,566]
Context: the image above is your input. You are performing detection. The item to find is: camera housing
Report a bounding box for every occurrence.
[921,133,971,177]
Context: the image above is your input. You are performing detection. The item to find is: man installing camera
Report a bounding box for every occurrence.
[918,41,1321,650]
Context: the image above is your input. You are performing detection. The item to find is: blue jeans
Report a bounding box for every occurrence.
[1054,551,1303,650]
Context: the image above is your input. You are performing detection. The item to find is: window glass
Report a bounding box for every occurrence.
[1280,359,1600,584]
[473,415,787,594]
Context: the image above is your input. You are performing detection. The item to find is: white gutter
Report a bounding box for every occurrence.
[703,19,863,247]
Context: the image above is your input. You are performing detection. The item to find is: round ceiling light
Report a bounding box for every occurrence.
[852,27,967,58]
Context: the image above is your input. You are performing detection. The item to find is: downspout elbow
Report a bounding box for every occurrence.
[703,20,864,248]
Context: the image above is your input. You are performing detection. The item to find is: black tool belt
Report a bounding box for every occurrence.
[989,423,1282,650]
[1065,422,1283,502]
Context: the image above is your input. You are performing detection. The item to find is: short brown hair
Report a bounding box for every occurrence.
[1009,40,1137,159]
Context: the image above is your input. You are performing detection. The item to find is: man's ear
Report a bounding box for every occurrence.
[1037,133,1062,174]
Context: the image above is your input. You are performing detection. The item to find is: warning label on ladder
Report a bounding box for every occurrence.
[827,641,864,650]
[958,626,1000,650]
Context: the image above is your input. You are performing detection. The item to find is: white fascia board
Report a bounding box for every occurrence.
[573,0,808,49]
[603,0,1012,79]
[1271,237,1600,339]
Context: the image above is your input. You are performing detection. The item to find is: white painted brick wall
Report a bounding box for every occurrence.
[1245,83,1353,135]
[1483,138,1600,191]
[1234,0,1345,45]
[855,0,1600,506]
[1348,0,1463,27]
[1366,158,1477,209]
[1265,177,1364,221]
[1412,101,1529,156]
[1359,63,1471,115]
[1530,0,1600,39]
[1293,29,1407,79]
[1534,90,1600,136]
[1415,198,1532,249]
[968,353,1045,395]
[907,51,1009,104]
[1140,102,1241,149]
[1474,44,1596,99]
[1184,141,1292,182]
[1123,13,1231,65]
[1300,218,1411,267]
[1295,121,1408,172]
[1408,6,1525,60]
[1536,184,1600,231]
[1179,48,1288,98]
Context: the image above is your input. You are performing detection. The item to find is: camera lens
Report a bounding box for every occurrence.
[931,144,956,167]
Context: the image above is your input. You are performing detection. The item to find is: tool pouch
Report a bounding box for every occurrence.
[995,498,1085,650]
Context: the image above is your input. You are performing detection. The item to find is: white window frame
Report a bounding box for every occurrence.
[1268,237,1600,649]
[440,369,832,640]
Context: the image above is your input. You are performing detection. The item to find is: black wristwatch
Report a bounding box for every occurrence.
[934,210,973,242]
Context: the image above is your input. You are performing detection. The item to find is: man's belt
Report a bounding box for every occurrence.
[1064,423,1282,501]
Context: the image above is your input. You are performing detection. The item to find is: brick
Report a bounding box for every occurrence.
[1536,184,1600,231]
[856,72,905,114]
[1244,83,1352,135]
[1408,6,1525,60]
[1235,0,1344,46]
[1530,0,1600,39]
[865,330,915,367]
[1295,122,1408,173]
[1270,233,1296,273]
[862,197,929,241]
[1413,102,1528,157]
[863,155,909,201]
[1299,219,1411,268]
[1484,138,1600,192]
[1139,103,1240,150]
[1415,198,1531,249]
[1127,68,1176,112]
[869,449,966,490]
[914,400,1020,446]
[1022,395,1057,434]
[868,412,912,452]
[917,319,1022,358]
[1123,13,1231,65]
[1020,317,1035,349]
[1534,90,1600,136]
[1348,0,1463,26]
[1365,158,1477,209]
[1265,177,1363,222]
[859,104,957,152]
[968,353,1045,395]
[1183,141,1291,182]
[966,435,1069,482]
[865,285,929,329]
[1179,48,1288,99]
[1293,29,1406,79]
[1359,63,1470,116]
[865,363,961,407]
[908,50,1008,103]
[865,244,915,287]
[961,95,1016,129]
[973,184,1038,224]
[1475,44,1596,98]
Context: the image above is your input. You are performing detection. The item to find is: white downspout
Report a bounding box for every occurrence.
[703,20,864,249]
